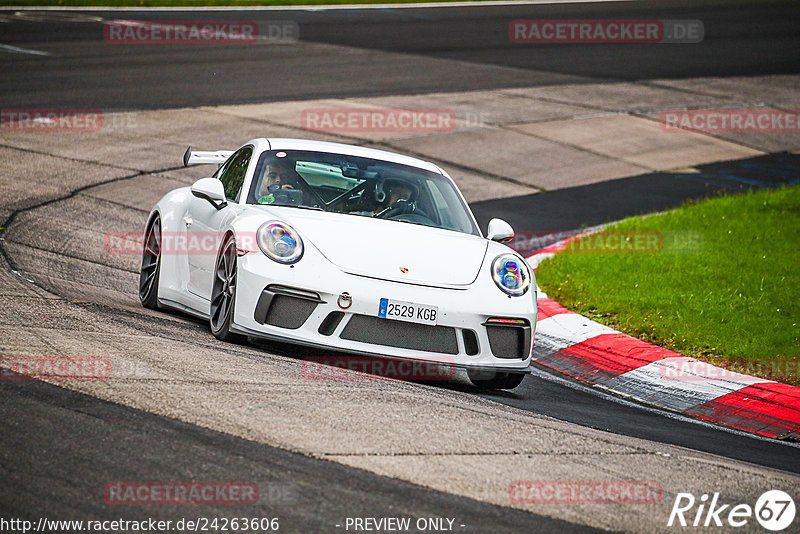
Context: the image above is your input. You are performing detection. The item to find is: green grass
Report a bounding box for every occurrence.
[2,0,489,6]
[536,186,800,385]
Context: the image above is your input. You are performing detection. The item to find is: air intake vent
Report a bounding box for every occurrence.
[462,329,480,355]
[318,311,345,336]
[341,315,458,355]
[254,285,323,329]
[484,318,531,359]
[265,295,317,329]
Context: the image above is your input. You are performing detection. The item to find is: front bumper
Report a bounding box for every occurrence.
[232,251,537,373]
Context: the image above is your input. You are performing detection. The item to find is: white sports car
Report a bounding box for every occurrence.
[139,138,536,389]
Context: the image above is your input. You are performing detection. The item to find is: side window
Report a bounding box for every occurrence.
[218,147,253,201]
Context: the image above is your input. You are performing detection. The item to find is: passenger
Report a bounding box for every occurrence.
[258,165,295,205]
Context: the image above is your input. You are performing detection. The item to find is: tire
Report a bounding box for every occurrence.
[139,216,162,309]
[210,235,246,343]
[467,369,525,390]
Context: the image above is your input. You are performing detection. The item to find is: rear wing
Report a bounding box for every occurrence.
[183,146,234,167]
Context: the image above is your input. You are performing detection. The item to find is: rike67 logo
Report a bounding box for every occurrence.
[668,490,795,531]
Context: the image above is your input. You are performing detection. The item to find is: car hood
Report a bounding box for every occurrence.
[265,208,488,287]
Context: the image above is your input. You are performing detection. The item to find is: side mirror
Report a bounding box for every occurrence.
[487,218,514,243]
[191,178,227,210]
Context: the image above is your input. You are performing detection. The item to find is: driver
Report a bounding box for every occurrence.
[258,165,295,205]
[386,181,413,207]
[350,179,414,217]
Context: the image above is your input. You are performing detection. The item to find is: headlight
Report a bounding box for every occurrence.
[256,221,303,264]
[491,254,530,296]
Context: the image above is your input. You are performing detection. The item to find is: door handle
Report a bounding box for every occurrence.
[183,216,193,227]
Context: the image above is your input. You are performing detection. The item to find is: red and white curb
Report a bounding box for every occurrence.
[527,237,800,440]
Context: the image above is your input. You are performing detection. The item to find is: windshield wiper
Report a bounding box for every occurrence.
[261,203,325,211]
[394,219,438,229]
[290,205,325,211]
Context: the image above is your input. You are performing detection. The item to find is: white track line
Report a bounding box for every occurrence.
[4,0,636,12]
[0,43,52,56]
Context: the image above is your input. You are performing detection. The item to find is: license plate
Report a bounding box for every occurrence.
[378,298,438,326]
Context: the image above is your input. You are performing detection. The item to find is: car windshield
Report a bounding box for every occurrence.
[247,150,479,236]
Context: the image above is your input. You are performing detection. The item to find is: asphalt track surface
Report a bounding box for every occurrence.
[470,152,800,231]
[0,0,798,109]
[0,379,596,533]
[2,0,800,530]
